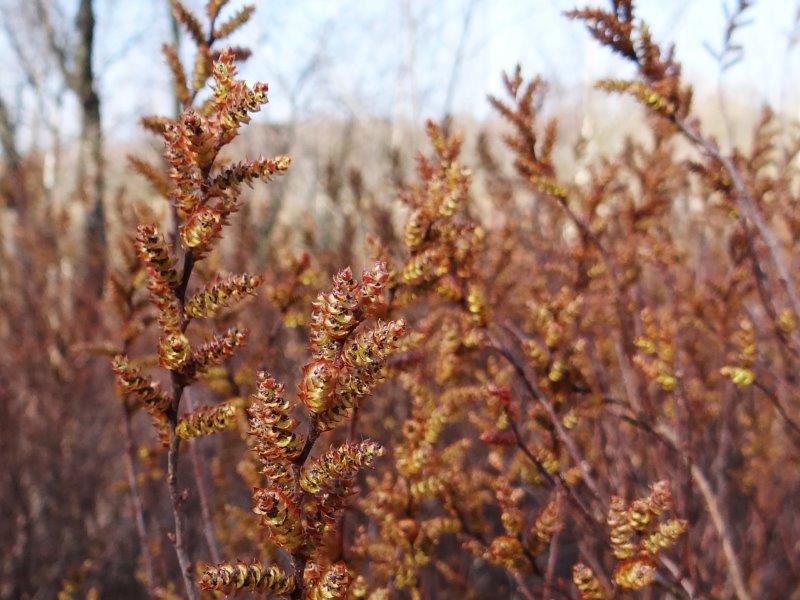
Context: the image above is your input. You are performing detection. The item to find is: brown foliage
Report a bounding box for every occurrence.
[3,2,800,599]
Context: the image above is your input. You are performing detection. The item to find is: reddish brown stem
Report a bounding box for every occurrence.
[165,250,199,600]
[167,394,198,600]
[543,514,560,599]
[488,328,606,507]
[675,116,800,334]
[121,405,156,597]
[184,390,222,564]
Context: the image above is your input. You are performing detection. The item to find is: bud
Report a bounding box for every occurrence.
[158,332,190,370]
[198,560,295,596]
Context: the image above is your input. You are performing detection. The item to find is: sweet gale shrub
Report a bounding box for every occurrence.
[2,1,799,599]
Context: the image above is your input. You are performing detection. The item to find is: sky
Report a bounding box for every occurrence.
[3,0,800,143]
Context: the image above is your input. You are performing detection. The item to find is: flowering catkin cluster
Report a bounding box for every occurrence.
[605,480,688,591]
[396,122,485,319]
[633,308,679,392]
[125,43,289,394]
[198,560,295,596]
[111,355,174,445]
[184,273,261,319]
[135,224,184,350]
[568,482,686,598]
[164,53,290,259]
[185,327,248,378]
[248,372,302,467]
[572,563,606,600]
[175,401,236,439]
[111,356,171,414]
[305,562,353,600]
[300,440,384,495]
[301,263,406,431]
[567,0,693,120]
[78,1,800,598]
[116,13,296,598]
[135,224,180,309]
[201,263,403,598]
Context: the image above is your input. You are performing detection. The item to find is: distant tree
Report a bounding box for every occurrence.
[0,95,24,212]
[35,0,106,293]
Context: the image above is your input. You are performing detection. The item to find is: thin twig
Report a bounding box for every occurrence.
[167,390,198,600]
[120,404,156,597]
[607,408,750,600]
[753,380,800,447]
[543,510,560,599]
[288,421,323,599]
[184,390,222,564]
[166,250,199,600]
[488,327,605,507]
[690,465,752,600]
[674,116,800,332]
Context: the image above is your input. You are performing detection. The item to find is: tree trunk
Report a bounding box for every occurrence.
[0,95,25,213]
[74,0,106,295]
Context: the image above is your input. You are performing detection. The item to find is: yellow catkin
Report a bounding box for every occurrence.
[307,562,353,600]
[111,355,171,413]
[247,372,303,462]
[300,440,384,494]
[643,518,688,555]
[607,496,634,559]
[572,563,606,600]
[529,498,561,553]
[175,402,236,439]
[184,274,262,319]
[158,332,190,370]
[252,488,304,551]
[613,558,657,590]
[198,560,294,596]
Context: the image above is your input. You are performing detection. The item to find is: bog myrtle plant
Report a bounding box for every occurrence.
[4,0,789,598]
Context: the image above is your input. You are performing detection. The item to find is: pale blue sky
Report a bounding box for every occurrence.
[4,0,800,142]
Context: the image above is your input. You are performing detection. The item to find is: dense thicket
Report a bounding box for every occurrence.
[2,1,799,599]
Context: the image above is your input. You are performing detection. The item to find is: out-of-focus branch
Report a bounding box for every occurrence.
[691,466,752,600]
[183,390,222,564]
[442,0,480,121]
[0,95,24,212]
[488,326,605,505]
[33,0,74,87]
[674,116,800,333]
[120,404,156,597]
[0,96,21,172]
